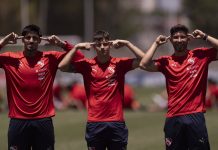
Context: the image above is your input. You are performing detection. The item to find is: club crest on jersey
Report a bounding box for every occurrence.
[165,138,173,146]
[187,58,195,64]
[108,67,115,74]
[37,60,45,67]
[91,67,97,73]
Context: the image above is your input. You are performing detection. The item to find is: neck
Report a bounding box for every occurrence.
[97,55,110,64]
[174,49,188,57]
[23,50,38,58]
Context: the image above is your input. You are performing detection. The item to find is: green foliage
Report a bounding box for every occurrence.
[0,87,218,149]
[183,0,218,36]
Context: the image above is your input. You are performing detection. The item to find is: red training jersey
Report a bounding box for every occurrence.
[73,57,134,122]
[0,45,84,119]
[155,47,217,118]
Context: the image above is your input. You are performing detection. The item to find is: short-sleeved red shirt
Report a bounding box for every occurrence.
[155,47,217,117]
[0,45,84,119]
[73,57,134,122]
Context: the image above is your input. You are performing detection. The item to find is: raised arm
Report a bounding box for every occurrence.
[0,32,21,49]
[192,29,218,59]
[42,35,68,50]
[58,42,91,72]
[139,35,169,72]
[112,40,145,69]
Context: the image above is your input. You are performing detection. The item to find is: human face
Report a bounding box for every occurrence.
[94,39,111,56]
[22,32,41,52]
[170,31,189,53]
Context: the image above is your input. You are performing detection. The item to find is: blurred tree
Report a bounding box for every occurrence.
[47,0,83,36]
[0,0,144,40]
[0,0,20,35]
[94,0,144,39]
[183,0,218,36]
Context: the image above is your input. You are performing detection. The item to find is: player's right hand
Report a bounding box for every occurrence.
[2,32,21,44]
[155,35,169,46]
[75,42,93,50]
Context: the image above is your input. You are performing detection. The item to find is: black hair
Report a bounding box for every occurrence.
[93,30,110,42]
[170,24,189,36]
[22,24,42,37]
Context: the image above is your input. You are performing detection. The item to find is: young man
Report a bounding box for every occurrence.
[140,24,218,150]
[58,30,144,150]
[0,24,84,150]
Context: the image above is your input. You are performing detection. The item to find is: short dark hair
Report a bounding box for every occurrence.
[93,30,110,42]
[170,24,189,36]
[22,24,42,37]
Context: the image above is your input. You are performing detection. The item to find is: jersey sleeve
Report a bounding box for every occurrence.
[0,52,11,68]
[71,58,88,74]
[154,57,168,72]
[64,41,85,61]
[202,47,218,62]
[117,58,134,73]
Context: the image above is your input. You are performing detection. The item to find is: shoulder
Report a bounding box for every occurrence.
[0,51,23,58]
[155,55,171,61]
[190,47,211,53]
[111,57,134,63]
[42,50,64,56]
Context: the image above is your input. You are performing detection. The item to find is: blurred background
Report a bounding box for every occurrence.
[0,0,218,149]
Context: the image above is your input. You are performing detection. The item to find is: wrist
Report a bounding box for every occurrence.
[203,34,208,41]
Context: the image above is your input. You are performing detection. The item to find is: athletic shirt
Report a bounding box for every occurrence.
[0,44,84,119]
[73,57,134,122]
[155,47,217,118]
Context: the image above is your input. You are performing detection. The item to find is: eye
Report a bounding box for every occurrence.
[95,43,101,47]
[102,43,109,46]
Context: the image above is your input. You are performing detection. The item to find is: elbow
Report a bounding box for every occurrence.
[139,62,146,70]
[58,63,67,72]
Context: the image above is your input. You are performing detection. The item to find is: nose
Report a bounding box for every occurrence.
[29,37,34,42]
[100,44,104,49]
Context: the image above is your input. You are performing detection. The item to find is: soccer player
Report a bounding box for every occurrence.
[58,30,144,150]
[0,24,84,150]
[139,24,218,150]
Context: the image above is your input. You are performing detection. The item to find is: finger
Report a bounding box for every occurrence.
[90,43,95,47]
[166,36,171,40]
[17,36,24,39]
[40,37,49,41]
[187,33,195,39]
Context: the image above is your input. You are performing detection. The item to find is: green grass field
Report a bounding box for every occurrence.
[0,87,218,150]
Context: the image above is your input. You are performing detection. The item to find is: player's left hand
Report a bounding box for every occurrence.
[191,29,206,39]
[42,35,66,47]
[111,40,129,49]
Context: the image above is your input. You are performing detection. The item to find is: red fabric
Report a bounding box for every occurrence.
[70,83,87,107]
[0,44,84,119]
[123,84,134,108]
[73,57,134,122]
[155,47,217,118]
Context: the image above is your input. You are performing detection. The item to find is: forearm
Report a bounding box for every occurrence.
[139,42,158,69]
[0,38,8,49]
[206,35,218,49]
[126,42,145,58]
[58,46,78,71]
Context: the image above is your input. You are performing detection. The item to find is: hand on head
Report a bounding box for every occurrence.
[191,29,206,39]
[155,35,170,46]
[111,40,129,49]
[3,32,23,44]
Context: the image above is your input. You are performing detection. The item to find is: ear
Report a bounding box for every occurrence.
[38,38,41,44]
[187,36,191,42]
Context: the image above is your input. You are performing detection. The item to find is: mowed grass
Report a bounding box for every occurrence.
[0,87,218,150]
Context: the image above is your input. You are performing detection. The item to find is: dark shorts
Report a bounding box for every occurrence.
[164,112,210,150]
[85,122,128,150]
[8,117,54,150]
